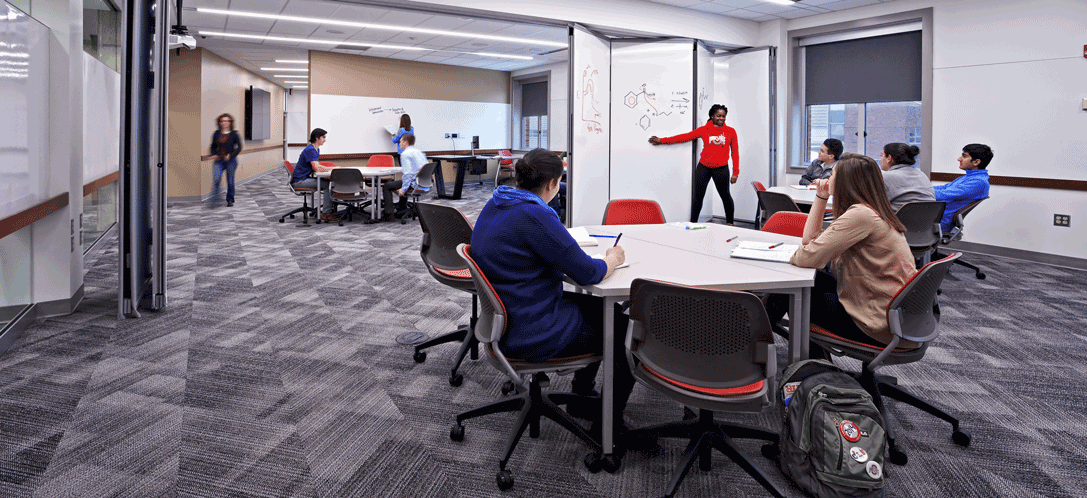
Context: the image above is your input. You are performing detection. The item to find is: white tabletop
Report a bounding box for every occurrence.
[315,167,399,178]
[767,185,833,206]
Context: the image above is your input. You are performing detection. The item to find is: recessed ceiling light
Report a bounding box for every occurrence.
[762,0,799,5]
[260,67,309,72]
[284,81,307,84]
[202,31,429,52]
[273,75,307,78]
[275,59,307,64]
[292,85,308,88]
[197,8,566,48]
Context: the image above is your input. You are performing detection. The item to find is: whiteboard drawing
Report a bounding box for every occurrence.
[576,65,604,134]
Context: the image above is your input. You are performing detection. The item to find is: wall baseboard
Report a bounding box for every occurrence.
[35,284,85,319]
[168,164,282,202]
[946,241,1087,271]
[0,305,35,357]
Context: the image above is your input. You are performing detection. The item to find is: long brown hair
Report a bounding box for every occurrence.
[399,114,412,130]
[832,153,906,233]
[216,113,235,131]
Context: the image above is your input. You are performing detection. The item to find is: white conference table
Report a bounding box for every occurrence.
[571,222,815,457]
[315,167,400,220]
[767,185,833,207]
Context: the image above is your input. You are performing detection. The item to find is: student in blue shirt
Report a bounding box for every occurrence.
[470,148,635,437]
[291,128,338,221]
[391,114,414,160]
[381,134,429,221]
[934,143,992,232]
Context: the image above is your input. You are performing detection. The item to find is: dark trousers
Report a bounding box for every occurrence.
[691,163,734,224]
[382,180,409,215]
[766,269,884,352]
[553,292,636,421]
[212,158,237,203]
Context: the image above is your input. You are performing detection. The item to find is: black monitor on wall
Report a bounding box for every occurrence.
[245,86,271,140]
[471,136,480,150]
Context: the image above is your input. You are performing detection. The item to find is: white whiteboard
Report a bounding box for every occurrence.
[609,40,695,224]
[570,26,611,227]
[309,94,510,155]
[711,50,771,225]
[695,43,714,221]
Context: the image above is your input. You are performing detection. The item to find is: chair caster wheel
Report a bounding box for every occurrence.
[496,469,514,490]
[976,273,986,280]
[952,429,971,447]
[289,214,295,219]
[401,219,407,225]
[315,219,322,224]
[413,351,426,363]
[279,218,285,223]
[584,452,603,473]
[449,373,463,387]
[761,443,779,460]
[888,447,908,466]
[450,424,465,442]
[501,381,516,396]
[601,454,621,474]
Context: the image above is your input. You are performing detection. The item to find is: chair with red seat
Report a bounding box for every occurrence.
[759,211,807,238]
[751,181,767,227]
[279,160,317,224]
[623,279,785,498]
[366,155,395,168]
[602,199,666,225]
[493,150,516,188]
[808,253,971,466]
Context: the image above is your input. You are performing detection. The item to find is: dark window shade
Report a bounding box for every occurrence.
[521,81,548,117]
[805,31,921,105]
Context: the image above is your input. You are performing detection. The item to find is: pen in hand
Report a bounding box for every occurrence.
[614,233,623,247]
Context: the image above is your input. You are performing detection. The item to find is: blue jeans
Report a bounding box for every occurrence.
[213,158,237,203]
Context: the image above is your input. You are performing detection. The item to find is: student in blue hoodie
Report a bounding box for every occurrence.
[934,143,992,232]
[471,148,634,436]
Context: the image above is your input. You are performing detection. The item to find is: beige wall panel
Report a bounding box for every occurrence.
[310,51,509,104]
[167,48,203,197]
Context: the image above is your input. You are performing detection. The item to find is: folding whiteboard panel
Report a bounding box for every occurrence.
[694,43,714,221]
[0,5,49,221]
[609,40,694,224]
[711,49,772,224]
[569,25,611,227]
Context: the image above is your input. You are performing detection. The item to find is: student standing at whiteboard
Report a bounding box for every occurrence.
[391,114,414,162]
[648,104,739,224]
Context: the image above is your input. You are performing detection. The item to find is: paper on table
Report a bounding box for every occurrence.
[730,241,798,263]
[591,254,629,269]
[383,124,398,135]
[789,184,818,190]
[568,226,598,247]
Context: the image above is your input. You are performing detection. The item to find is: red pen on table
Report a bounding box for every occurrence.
[725,235,739,243]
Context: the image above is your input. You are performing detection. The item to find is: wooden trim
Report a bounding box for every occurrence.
[83,171,119,197]
[0,192,69,240]
[287,142,308,147]
[200,144,283,161]
[930,173,1087,192]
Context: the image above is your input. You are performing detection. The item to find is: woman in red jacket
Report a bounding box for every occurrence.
[649,104,739,224]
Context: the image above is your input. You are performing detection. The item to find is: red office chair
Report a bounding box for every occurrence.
[759,212,806,237]
[493,150,515,188]
[751,181,767,228]
[366,155,395,168]
[279,161,317,225]
[602,199,666,225]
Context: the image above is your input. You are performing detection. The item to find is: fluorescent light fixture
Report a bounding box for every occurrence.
[274,75,307,78]
[275,59,308,64]
[762,0,798,5]
[197,7,566,48]
[292,85,308,88]
[284,81,308,84]
[202,31,428,52]
[259,67,308,72]
[475,52,533,61]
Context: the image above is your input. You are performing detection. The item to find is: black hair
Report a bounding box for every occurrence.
[401,134,416,146]
[399,114,412,130]
[962,143,994,169]
[823,138,844,161]
[515,148,563,191]
[708,104,728,119]
[309,128,327,143]
[883,142,921,166]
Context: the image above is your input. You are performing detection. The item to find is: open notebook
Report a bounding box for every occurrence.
[568,226,598,247]
[729,241,798,263]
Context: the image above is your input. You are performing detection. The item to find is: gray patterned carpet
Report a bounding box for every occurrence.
[1,170,1085,497]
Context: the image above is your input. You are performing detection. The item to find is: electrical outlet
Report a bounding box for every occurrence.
[1054,214,1071,227]
[451,133,459,138]
[444,133,451,139]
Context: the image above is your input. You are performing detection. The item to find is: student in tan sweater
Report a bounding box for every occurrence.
[768,153,919,353]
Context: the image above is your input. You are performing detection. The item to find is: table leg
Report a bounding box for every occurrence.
[452,160,467,200]
[602,295,617,455]
[787,288,812,363]
[371,177,381,220]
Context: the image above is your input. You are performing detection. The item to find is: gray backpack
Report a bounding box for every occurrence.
[779,359,887,498]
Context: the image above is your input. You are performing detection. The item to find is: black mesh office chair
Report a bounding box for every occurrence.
[895,201,946,267]
[809,253,971,466]
[623,279,785,498]
[755,190,802,222]
[934,198,988,279]
[329,168,371,226]
[450,244,603,491]
[412,203,479,387]
[398,162,438,224]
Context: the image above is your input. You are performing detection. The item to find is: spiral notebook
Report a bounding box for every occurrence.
[729,241,798,263]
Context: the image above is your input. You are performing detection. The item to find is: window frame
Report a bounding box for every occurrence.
[511,70,550,150]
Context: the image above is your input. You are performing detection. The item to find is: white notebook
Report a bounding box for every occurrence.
[383,123,399,135]
[729,241,798,263]
[568,226,598,247]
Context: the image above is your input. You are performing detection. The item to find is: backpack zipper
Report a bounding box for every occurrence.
[837,428,844,471]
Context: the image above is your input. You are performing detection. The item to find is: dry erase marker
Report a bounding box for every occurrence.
[614,233,623,247]
[768,242,784,249]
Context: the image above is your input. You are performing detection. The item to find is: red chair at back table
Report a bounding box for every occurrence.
[602,199,666,225]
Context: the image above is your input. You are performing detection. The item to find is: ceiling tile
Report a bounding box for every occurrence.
[345,28,396,43]
[180,10,227,30]
[820,0,885,10]
[280,0,340,17]
[184,0,229,8]
[752,14,780,21]
[646,0,707,7]
[711,0,767,8]
[267,22,319,37]
[688,2,740,14]
[375,10,433,26]
[415,54,452,63]
[330,3,390,22]
[718,8,764,19]
[226,17,277,32]
[457,19,516,33]
[413,34,469,48]
[744,3,797,15]
[436,57,477,66]
[413,15,474,30]
[382,32,441,45]
[226,0,287,11]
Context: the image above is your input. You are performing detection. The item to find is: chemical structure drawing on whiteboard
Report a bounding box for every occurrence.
[576,65,604,134]
[697,87,708,111]
[626,83,696,131]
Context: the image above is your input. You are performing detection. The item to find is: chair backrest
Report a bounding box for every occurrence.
[283,160,294,175]
[602,199,666,225]
[367,154,395,168]
[760,212,807,237]
[498,149,514,166]
[414,162,439,191]
[457,243,506,345]
[886,253,960,348]
[755,190,801,219]
[895,201,946,249]
[751,181,767,192]
[417,203,474,284]
[627,278,775,392]
[952,197,986,229]
[329,168,365,194]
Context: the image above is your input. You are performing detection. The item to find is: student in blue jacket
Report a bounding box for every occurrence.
[470,148,634,436]
[934,143,992,232]
[391,114,414,161]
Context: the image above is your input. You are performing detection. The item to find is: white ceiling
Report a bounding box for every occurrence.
[181,0,900,89]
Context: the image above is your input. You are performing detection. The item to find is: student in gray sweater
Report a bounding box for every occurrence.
[879,143,934,212]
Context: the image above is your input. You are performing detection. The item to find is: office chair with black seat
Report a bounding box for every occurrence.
[759,211,807,238]
[450,243,604,491]
[808,253,971,466]
[895,201,946,267]
[328,168,370,226]
[412,203,479,387]
[602,199,666,225]
[933,198,988,279]
[751,181,767,228]
[755,190,801,223]
[279,161,316,225]
[623,279,785,498]
[398,162,438,224]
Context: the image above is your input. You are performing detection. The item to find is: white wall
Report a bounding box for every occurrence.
[771,0,1087,261]
[83,52,120,183]
[285,88,308,144]
[512,61,568,152]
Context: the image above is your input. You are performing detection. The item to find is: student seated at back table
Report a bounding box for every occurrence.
[291,128,338,222]
[381,134,429,222]
[879,142,934,212]
[800,138,843,185]
[766,153,919,356]
[933,143,992,233]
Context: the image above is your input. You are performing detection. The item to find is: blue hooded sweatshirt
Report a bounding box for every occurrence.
[470,186,608,362]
